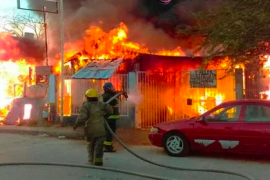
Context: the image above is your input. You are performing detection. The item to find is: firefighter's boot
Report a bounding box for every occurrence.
[104,145,116,152]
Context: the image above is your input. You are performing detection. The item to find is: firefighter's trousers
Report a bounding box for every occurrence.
[104,119,117,150]
[87,136,106,165]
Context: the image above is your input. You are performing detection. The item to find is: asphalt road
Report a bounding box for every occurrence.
[0,133,269,180]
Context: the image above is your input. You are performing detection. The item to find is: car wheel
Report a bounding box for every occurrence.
[163,132,190,157]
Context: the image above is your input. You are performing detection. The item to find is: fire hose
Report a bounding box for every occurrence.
[0,92,256,180]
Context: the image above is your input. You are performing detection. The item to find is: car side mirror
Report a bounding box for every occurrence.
[198,116,207,124]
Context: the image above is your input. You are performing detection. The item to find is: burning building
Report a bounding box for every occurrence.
[1,21,270,128]
[52,22,270,128]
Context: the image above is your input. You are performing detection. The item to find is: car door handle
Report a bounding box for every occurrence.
[225,127,232,130]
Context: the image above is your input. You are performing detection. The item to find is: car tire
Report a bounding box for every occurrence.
[163,132,190,157]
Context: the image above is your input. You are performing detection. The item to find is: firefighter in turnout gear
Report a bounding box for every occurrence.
[102,82,120,152]
[74,89,113,166]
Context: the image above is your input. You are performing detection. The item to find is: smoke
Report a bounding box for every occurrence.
[0,33,44,64]
[173,0,222,26]
[127,92,144,105]
[15,38,45,64]
[26,0,222,62]
[60,0,180,51]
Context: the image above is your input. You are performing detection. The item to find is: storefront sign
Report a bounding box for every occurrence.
[189,70,217,88]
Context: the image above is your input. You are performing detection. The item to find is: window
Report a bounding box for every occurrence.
[205,105,242,122]
[244,104,270,122]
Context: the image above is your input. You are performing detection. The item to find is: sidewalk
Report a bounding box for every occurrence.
[0,125,151,145]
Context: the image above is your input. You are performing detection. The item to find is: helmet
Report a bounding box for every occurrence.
[85,89,99,98]
[103,82,114,91]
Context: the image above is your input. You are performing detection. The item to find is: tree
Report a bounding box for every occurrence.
[179,0,270,70]
[0,10,44,39]
[23,13,44,39]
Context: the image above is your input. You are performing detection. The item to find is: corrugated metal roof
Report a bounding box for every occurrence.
[72,58,123,79]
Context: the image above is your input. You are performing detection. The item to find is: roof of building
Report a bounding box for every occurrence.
[72,57,123,79]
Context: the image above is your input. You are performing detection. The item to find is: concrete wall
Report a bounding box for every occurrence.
[5,98,44,125]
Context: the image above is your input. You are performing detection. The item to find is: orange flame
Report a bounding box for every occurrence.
[260,55,270,99]
[0,32,36,120]
[55,22,188,74]
[198,92,225,115]
[167,106,173,115]
[0,60,35,120]
[0,33,20,60]
[156,47,184,57]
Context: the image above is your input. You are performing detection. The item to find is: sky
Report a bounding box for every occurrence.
[0,0,28,13]
[0,0,34,33]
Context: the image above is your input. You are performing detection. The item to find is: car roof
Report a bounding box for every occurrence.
[221,99,270,105]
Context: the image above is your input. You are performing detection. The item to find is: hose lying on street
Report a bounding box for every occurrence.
[0,162,175,180]
[104,118,256,180]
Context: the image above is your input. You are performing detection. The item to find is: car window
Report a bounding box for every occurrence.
[244,104,270,122]
[205,105,242,122]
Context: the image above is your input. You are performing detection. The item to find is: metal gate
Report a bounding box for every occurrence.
[58,74,129,116]
[136,71,177,128]
[180,69,236,118]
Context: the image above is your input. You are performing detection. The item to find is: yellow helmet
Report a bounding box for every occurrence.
[85,89,99,98]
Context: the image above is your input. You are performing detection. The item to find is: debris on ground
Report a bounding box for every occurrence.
[38,134,49,137]
[59,136,66,139]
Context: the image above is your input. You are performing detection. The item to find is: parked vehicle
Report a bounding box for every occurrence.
[149,99,270,156]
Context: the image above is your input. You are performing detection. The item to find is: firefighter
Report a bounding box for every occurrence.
[102,82,120,152]
[74,88,113,166]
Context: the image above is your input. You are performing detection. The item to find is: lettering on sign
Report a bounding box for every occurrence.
[189,70,217,88]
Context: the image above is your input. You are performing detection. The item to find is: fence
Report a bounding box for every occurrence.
[136,69,236,128]
[243,69,270,99]
[57,74,129,116]
[136,71,177,128]
[57,68,266,128]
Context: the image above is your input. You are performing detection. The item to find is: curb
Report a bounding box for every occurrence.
[0,128,85,140]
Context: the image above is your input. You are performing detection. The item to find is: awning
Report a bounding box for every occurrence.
[72,58,123,79]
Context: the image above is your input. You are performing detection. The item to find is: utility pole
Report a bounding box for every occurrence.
[43,6,49,66]
[59,0,65,123]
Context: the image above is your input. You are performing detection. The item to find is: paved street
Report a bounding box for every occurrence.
[0,133,269,180]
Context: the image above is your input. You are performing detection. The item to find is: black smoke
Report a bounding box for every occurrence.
[26,0,222,61]
[13,37,45,64]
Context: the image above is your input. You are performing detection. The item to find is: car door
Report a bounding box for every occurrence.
[239,103,270,153]
[192,104,244,152]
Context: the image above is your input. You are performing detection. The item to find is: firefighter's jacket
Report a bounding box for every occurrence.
[75,101,113,137]
[102,91,120,120]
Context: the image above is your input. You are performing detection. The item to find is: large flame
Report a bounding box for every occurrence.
[0,60,35,120]
[0,33,20,60]
[0,33,35,120]
[55,22,185,74]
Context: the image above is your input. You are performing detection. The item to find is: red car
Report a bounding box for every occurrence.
[149,99,270,156]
